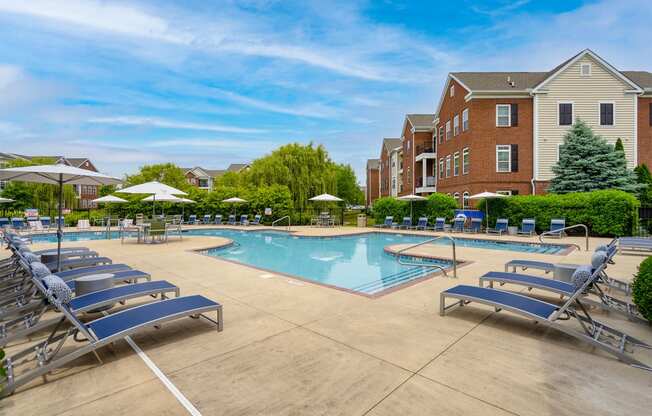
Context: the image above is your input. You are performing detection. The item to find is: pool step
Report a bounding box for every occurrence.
[353,266,436,295]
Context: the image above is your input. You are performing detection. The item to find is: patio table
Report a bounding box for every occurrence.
[75,273,114,312]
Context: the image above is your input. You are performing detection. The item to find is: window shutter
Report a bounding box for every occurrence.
[649,103,652,126]
[510,104,518,127]
[510,144,518,172]
[511,190,519,196]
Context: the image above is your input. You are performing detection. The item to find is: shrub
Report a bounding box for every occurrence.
[371,197,408,224]
[632,257,652,322]
[478,189,639,236]
[371,193,458,224]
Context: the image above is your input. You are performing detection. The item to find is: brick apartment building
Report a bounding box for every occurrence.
[183,163,250,190]
[370,49,652,207]
[366,158,380,206]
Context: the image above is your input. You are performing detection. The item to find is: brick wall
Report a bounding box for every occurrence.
[366,167,380,205]
[638,97,652,168]
[380,147,391,197]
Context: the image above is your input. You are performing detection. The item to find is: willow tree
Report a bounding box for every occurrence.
[124,163,190,192]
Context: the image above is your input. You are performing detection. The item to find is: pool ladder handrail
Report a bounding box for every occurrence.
[395,235,457,278]
[538,223,588,251]
[272,215,291,231]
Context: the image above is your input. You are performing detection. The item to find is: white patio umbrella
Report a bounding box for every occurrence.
[178,198,196,217]
[222,197,247,218]
[397,194,427,223]
[309,193,343,202]
[0,197,14,203]
[92,195,128,223]
[118,181,187,216]
[468,191,508,226]
[0,163,121,271]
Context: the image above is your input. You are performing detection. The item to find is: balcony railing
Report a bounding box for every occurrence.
[416,176,436,188]
[415,144,435,155]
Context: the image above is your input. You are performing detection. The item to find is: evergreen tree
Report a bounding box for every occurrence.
[634,164,652,203]
[614,138,625,152]
[549,121,642,194]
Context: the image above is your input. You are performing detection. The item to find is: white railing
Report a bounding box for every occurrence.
[539,223,588,251]
[272,215,291,231]
[395,235,457,278]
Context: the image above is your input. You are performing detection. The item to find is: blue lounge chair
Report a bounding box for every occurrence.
[54,216,65,227]
[202,214,212,224]
[434,217,446,232]
[413,217,429,230]
[548,218,566,238]
[0,218,9,228]
[618,237,652,253]
[517,218,536,236]
[374,216,394,228]
[1,273,222,396]
[40,217,51,230]
[395,217,411,229]
[240,214,249,225]
[214,215,223,225]
[54,263,134,281]
[440,264,651,371]
[465,218,482,233]
[227,214,237,225]
[250,214,262,225]
[11,218,24,230]
[451,217,465,233]
[487,218,508,235]
[188,215,197,225]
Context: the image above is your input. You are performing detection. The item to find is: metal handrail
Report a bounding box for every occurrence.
[539,223,588,251]
[395,235,457,278]
[272,215,291,231]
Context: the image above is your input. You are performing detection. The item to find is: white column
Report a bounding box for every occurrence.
[422,159,427,191]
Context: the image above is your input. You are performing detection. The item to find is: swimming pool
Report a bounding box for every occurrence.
[28,229,568,296]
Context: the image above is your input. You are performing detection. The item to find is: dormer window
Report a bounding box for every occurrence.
[450,85,455,97]
[580,63,591,77]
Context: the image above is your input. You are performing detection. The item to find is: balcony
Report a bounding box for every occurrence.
[415,143,436,161]
[415,176,436,194]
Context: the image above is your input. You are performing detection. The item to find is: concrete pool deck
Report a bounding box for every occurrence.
[2,225,651,415]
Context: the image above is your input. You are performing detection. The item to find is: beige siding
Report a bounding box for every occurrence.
[535,54,637,180]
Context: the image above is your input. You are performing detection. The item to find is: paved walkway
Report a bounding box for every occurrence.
[3,226,651,415]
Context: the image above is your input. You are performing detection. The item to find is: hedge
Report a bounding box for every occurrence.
[372,193,457,224]
[632,256,652,322]
[477,190,639,236]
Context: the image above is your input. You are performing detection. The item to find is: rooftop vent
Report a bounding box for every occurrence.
[506,76,516,87]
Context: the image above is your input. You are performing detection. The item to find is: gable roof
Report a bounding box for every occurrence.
[367,159,380,170]
[405,114,435,131]
[622,71,652,89]
[227,163,249,172]
[450,72,547,92]
[382,138,402,154]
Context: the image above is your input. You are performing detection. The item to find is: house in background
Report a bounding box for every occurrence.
[0,153,100,208]
[401,114,435,195]
[184,163,250,190]
[366,159,380,206]
[379,138,402,198]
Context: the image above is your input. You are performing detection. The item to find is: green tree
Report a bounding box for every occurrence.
[124,163,190,192]
[215,171,242,188]
[634,164,652,204]
[334,164,364,205]
[614,137,625,152]
[549,121,642,194]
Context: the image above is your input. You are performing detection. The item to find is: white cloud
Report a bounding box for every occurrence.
[87,116,266,134]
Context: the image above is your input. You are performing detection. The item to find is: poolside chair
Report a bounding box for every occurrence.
[433,217,446,232]
[40,217,51,230]
[440,264,651,371]
[395,217,412,229]
[250,214,262,225]
[54,216,65,228]
[618,237,652,253]
[548,218,566,238]
[480,251,646,324]
[0,218,9,228]
[28,220,44,232]
[227,214,237,225]
[148,219,167,243]
[413,217,429,230]
[451,217,465,233]
[202,214,212,224]
[214,214,223,225]
[1,272,222,397]
[187,214,197,225]
[374,216,394,228]
[487,218,508,235]
[240,214,249,225]
[11,218,24,230]
[465,218,482,233]
[517,218,536,236]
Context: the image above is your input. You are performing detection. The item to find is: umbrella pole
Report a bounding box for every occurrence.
[57,174,63,272]
[153,194,156,217]
[485,199,489,231]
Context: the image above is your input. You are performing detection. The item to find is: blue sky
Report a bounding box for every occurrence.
[1,0,651,181]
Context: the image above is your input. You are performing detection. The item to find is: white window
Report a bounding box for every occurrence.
[558,102,574,126]
[462,108,469,131]
[580,63,591,77]
[462,147,470,174]
[599,102,615,126]
[556,143,562,161]
[463,192,470,209]
[0,181,6,190]
[496,104,511,127]
[453,152,460,176]
[450,84,455,97]
[496,145,511,172]
[496,190,512,196]
[407,140,410,150]
[453,115,460,136]
[439,158,444,179]
[438,126,444,144]
[453,192,460,206]
[445,155,451,178]
[446,121,451,140]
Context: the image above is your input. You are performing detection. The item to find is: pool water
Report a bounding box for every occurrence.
[29,229,567,296]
